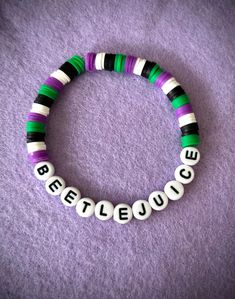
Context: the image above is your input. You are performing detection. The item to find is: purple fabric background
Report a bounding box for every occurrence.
[0,1,235,298]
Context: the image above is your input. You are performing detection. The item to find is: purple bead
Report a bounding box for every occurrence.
[28,150,49,164]
[175,104,193,118]
[155,72,172,88]
[27,112,47,123]
[44,77,64,92]
[85,52,96,72]
[125,56,137,74]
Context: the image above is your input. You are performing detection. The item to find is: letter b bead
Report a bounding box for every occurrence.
[34,161,55,181]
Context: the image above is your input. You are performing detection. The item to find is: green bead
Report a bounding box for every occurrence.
[38,85,59,100]
[171,94,190,109]
[181,134,200,148]
[26,121,45,133]
[67,55,85,74]
[149,65,163,84]
[114,54,126,73]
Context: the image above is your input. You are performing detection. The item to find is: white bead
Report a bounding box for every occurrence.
[95,200,114,221]
[31,103,50,116]
[45,176,66,196]
[113,203,133,224]
[27,141,46,153]
[164,180,184,201]
[133,58,147,76]
[50,69,71,85]
[76,198,95,218]
[180,147,200,166]
[60,187,81,207]
[95,53,105,70]
[161,78,180,94]
[132,200,152,220]
[174,165,195,184]
[34,161,55,181]
[178,113,197,127]
[148,191,169,211]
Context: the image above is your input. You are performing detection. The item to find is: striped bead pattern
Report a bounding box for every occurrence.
[26,52,201,224]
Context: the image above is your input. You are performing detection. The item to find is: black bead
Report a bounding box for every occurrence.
[27,132,45,143]
[59,61,77,80]
[104,54,115,71]
[34,94,54,108]
[181,123,199,136]
[167,86,186,102]
[141,61,156,79]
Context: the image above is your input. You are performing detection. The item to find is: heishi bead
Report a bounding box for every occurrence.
[34,161,55,181]
[148,191,169,211]
[76,198,95,218]
[85,52,96,72]
[132,200,152,220]
[61,187,81,207]
[125,56,137,74]
[141,61,156,78]
[31,103,50,116]
[95,53,106,70]
[44,77,64,92]
[113,203,133,224]
[180,147,200,165]
[34,94,54,108]
[26,121,45,133]
[167,85,186,102]
[95,200,114,221]
[59,61,78,80]
[148,65,163,84]
[171,94,190,110]
[155,71,172,88]
[27,132,45,143]
[27,141,46,153]
[27,112,47,123]
[45,176,66,196]
[67,55,85,75]
[161,77,180,94]
[114,54,126,73]
[104,53,116,71]
[181,134,200,148]
[133,58,147,76]
[178,113,197,127]
[175,104,193,118]
[50,69,71,85]
[164,180,184,201]
[181,123,199,136]
[174,165,195,184]
[28,150,49,163]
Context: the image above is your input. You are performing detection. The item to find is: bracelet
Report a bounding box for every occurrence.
[26,52,201,224]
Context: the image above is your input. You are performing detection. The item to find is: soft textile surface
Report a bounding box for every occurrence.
[0,1,234,298]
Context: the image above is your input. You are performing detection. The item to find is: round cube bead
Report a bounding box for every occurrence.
[174,165,195,184]
[113,203,133,224]
[31,103,50,116]
[95,200,114,221]
[178,113,197,127]
[161,78,180,94]
[180,147,200,166]
[148,191,169,211]
[34,161,55,181]
[45,176,66,196]
[27,141,46,153]
[50,69,71,85]
[132,200,152,220]
[133,58,146,76]
[164,180,184,201]
[76,198,95,218]
[60,187,81,207]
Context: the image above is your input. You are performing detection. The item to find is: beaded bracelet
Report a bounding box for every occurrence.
[26,52,201,224]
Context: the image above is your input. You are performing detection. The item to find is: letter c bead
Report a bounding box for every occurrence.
[174,165,195,184]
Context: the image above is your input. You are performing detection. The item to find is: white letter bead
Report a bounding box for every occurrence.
[76,198,95,218]
[45,176,66,196]
[95,200,114,221]
[132,200,152,220]
[148,191,169,211]
[180,147,200,166]
[113,203,133,224]
[34,161,55,181]
[174,165,195,184]
[164,180,184,201]
[60,187,81,207]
